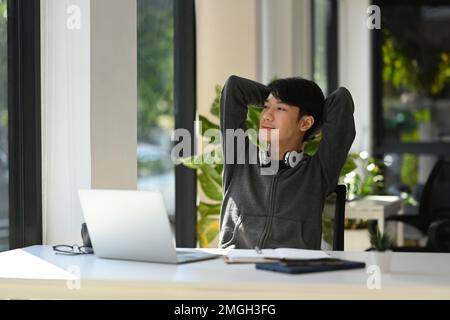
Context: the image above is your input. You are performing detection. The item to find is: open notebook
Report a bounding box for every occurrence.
[224,248,330,264]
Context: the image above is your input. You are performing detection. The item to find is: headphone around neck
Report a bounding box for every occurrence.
[258,146,304,168]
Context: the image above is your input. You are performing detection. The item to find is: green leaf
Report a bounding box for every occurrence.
[178,154,206,169]
[340,157,358,176]
[199,202,222,218]
[199,114,219,134]
[197,217,209,247]
[202,145,224,166]
[214,163,224,176]
[197,216,220,245]
[205,219,220,243]
[201,165,222,186]
[303,136,321,156]
[197,216,220,248]
[210,85,222,118]
[246,106,262,131]
[369,226,392,251]
[198,172,223,201]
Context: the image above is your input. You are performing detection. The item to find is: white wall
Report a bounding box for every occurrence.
[196,0,260,120]
[339,0,372,154]
[41,0,137,245]
[90,0,137,189]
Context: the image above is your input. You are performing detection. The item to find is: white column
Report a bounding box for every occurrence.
[41,0,91,245]
[338,0,372,154]
[90,0,137,190]
[41,0,137,245]
[259,0,312,84]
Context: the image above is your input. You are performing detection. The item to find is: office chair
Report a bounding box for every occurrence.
[321,185,346,251]
[386,159,450,251]
[332,185,346,251]
[428,219,450,252]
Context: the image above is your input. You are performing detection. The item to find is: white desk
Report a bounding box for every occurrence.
[345,195,407,248]
[345,195,402,234]
[1,245,449,299]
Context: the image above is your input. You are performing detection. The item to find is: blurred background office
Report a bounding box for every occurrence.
[1,0,449,252]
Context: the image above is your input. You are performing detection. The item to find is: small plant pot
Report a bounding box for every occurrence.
[368,250,392,273]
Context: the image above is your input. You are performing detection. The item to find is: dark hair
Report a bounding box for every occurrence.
[268,77,325,141]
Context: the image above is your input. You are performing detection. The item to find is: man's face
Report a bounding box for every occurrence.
[259,93,311,145]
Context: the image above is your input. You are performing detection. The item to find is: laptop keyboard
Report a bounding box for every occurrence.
[175,250,219,263]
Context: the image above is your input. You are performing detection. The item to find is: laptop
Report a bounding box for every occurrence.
[78,189,219,264]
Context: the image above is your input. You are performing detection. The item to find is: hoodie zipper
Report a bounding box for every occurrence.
[258,167,283,249]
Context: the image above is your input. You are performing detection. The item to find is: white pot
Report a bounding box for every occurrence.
[368,250,392,273]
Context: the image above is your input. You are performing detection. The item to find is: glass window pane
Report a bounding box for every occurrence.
[381,5,450,145]
[136,0,175,217]
[0,0,9,251]
[380,4,450,199]
[312,0,329,95]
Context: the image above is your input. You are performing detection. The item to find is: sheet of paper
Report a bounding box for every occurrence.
[270,248,330,260]
[224,249,275,263]
[225,248,330,263]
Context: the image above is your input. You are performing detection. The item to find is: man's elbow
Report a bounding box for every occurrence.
[224,75,240,90]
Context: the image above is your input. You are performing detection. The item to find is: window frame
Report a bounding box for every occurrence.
[174,0,197,247]
[371,0,450,158]
[311,0,339,96]
[7,0,42,249]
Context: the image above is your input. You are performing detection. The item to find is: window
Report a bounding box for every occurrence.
[373,1,450,196]
[0,0,8,251]
[137,0,175,216]
[136,0,196,247]
[312,0,338,96]
[377,3,450,147]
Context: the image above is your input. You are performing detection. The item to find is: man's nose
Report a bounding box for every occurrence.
[263,108,274,121]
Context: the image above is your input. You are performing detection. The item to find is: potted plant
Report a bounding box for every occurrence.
[368,226,393,272]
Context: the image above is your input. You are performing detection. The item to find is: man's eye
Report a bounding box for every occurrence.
[277,107,285,111]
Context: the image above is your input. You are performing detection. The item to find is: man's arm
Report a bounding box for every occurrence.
[220,75,270,190]
[315,87,356,196]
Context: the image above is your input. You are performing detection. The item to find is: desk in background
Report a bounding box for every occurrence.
[344,195,405,249]
[346,195,402,233]
[0,245,449,299]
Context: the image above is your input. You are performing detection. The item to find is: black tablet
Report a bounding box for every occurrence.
[255,258,366,274]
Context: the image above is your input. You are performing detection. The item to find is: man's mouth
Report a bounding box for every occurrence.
[261,125,276,130]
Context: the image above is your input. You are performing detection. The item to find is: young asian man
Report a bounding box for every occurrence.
[219,75,356,250]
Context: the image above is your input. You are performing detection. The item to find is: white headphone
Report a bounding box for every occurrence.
[284,150,304,168]
[258,147,304,168]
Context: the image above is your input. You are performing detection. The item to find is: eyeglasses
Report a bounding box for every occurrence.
[52,244,93,255]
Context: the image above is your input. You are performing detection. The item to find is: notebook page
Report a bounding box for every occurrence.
[269,248,330,260]
[225,249,281,263]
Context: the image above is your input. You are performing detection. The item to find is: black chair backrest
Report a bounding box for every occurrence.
[420,160,450,227]
[333,185,346,251]
[428,219,450,252]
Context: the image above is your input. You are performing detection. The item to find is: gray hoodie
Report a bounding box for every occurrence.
[218,75,356,249]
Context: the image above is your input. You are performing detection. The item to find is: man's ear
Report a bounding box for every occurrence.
[298,115,314,134]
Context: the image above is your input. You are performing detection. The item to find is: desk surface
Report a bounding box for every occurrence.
[1,246,449,299]
[346,195,402,216]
